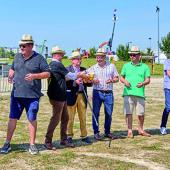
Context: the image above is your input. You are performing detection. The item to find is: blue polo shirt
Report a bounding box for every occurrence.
[11,51,50,98]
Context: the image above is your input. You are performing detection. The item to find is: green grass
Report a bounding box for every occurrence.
[0,77,170,169]
[0,57,164,76]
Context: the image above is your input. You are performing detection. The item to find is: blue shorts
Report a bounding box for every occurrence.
[9,95,39,121]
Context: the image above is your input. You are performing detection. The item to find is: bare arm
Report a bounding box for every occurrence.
[120,75,131,87]
[106,76,119,84]
[24,72,50,81]
[137,77,150,88]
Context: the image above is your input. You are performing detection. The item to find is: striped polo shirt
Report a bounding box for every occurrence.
[87,62,119,91]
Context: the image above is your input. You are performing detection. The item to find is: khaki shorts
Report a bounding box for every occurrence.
[123,96,145,115]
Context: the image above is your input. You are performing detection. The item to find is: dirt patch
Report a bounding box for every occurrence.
[2,159,32,170]
[76,152,168,170]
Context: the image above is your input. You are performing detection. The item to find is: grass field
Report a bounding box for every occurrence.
[0,77,170,170]
[0,57,164,76]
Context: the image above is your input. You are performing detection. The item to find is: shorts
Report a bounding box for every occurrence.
[9,95,39,121]
[123,96,145,115]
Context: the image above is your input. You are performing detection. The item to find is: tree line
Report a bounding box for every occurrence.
[0,32,170,61]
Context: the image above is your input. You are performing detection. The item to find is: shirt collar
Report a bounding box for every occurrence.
[52,58,60,62]
[22,51,34,60]
[131,62,142,66]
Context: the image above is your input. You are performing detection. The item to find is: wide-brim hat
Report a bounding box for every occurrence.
[19,34,34,45]
[69,50,81,60]
[128,46,140,54]
[95,48,106,56]
[51,46,65,55]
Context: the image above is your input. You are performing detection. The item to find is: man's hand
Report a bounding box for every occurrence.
[76,78,83,85]
[8,69,14,83]
[77,72,88,79]
[106,78,113,84]
[25,73,35,81]
[124,81,131,87]
[93,78,100,84]
[137,82,144,88]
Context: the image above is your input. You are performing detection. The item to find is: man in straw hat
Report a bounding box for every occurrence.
[1,34,50,155]
[86,48,119,140]
[44,46,87,150]
[120,46,151,138]
[66,50,92,144]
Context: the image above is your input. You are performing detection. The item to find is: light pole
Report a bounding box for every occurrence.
[156,6,160,63]
[148,37,152,49]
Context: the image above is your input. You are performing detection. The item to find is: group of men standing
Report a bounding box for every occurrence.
[1,34,170,155]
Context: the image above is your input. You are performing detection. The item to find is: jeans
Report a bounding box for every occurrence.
[92,89,114,135]
[160,88,170,127]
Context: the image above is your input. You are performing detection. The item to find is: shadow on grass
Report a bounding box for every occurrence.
[113,128,170,137]
[1,128,169,154]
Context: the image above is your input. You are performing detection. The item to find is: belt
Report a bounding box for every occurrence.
[78,91,84,94]
[97,90,112,93]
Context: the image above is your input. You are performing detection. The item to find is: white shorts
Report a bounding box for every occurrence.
[123,96,145,115]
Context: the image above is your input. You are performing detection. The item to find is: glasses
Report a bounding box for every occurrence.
[130,54,139,57]
[19,45,27,48]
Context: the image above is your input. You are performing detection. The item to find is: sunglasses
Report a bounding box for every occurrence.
[19,45,27,48]
[130,54,139,57]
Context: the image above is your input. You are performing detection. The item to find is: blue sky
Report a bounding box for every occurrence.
[0,0,169,55]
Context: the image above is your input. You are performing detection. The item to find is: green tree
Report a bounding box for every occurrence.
[89,47,96,58]
[0,47,5,58]
[116,44,129,61]
[160,32,170,58]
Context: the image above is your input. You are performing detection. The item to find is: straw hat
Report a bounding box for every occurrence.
[128,46,140,54]
[51,46,65,55]
[95,48,106,56]
[19,34,34,45]
[69,50,81,60]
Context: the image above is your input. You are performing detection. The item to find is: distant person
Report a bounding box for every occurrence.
[86,48,119,140]
[120,46,151,138]
[66,50,92,144]
[0,34,50,154]
[44,46,87,150]
[160,59,170,135]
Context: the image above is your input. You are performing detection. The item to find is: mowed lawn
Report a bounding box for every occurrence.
[0,77,170,170]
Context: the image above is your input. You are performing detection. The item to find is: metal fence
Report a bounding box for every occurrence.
[0,71,48,93]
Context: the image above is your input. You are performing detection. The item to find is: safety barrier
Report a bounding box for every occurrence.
[0,77,48,93]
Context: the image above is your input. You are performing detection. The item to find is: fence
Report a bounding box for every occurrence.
[0,69,48,93]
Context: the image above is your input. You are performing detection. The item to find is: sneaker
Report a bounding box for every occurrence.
[94,133,103,140]
[1,142,11,154]
[60,139,75,148]
[44,143,56,150]
[67,137,73,144]
[29,144,39,155]
[81,137,92,144]
[160,127,167,135]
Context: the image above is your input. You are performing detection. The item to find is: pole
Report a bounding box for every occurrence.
[148,37,152,49]
[156,6,160,63]
[82,85,98,127]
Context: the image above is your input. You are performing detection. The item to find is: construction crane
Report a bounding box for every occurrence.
[39,40,47,55]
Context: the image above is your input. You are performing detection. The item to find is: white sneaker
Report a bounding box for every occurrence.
[160,127,167,135]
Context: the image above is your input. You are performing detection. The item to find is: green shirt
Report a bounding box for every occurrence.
[121,62,150,98]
